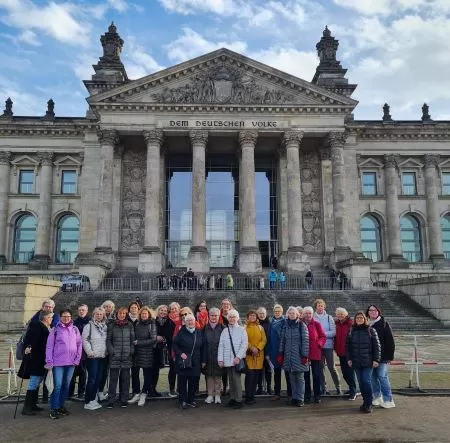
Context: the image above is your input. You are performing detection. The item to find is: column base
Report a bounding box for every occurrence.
[138,247,163,273]
[28,255,50,270]
[75,252,113,289]
[286,247,310,272]
[338,255,372,289]
[187,246,210,273]
[0,255,6,270]
[388,254,409,269]
[238,246,262,273]
[430,254,450,268]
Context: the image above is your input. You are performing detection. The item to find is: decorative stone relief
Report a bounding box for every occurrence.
[120,147,146,252]
[151,62,296,105]
[301,151,322,253]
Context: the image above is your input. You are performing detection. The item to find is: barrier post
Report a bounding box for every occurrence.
[414,335,420,390]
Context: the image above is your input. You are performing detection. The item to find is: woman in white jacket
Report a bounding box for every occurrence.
[218,309,248,409]
[82,307,107,410]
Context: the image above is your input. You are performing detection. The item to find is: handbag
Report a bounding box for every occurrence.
[227,326,247,374]
[177,330,197,370]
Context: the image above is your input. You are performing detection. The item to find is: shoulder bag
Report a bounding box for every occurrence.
[227,326,247,374]
[178,330,197,370]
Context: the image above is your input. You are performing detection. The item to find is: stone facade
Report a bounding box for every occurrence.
[0,24,449,286]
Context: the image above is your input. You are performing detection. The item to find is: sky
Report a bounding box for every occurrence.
[1,0,450,120]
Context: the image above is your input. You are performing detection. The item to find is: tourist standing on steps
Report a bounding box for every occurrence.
[173,314,204,409]
[268,269,277,289]
[127,301,141,401]
[69,304,90,400]
[45,309,82,420]
[278,306,309,407]
[366,304,396,409]
[346,311,381,414]
[302,306,326,404]
[334,307,357,400]
[244,310,267,405]
[128,306,157,407]
[19,310,53,416]
[167,302,181,397]
[313,298,341,395]
[268,304,292,401]
[83,307,107,411]
[201,307,225,404]
[153,305,174,397]
[106,307,135,409]
[256,307,272,395]
[218,309,248,409]
[219,298,233,395]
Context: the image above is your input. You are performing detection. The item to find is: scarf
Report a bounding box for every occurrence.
[115,318,128,327]
[168,312,180,323]
[156,316,167,326]
[128,314,138,323]
[186,326,195,333]
[93,320,107,336]
[369,316,381,326]
[287,319,297,327]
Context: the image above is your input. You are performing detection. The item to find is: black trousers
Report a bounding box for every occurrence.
[245,369,260,400]
[222,372,228,392]
[273,368,291,396]
[304,360,321,400]
[108,368,130,403]
[99,359,109,392]
[69,359,87,397]
[131,366,140,394]
[257,360,272,391]
[178,375,197,404]
[168,359,176,391]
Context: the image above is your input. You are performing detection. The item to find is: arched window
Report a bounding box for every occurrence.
[360,215,382,262]
[401,215,422,262]
[441,215,450,259]
[56,215,79,264]
[13,214,36,263]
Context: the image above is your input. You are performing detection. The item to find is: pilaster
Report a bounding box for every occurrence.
[0,151,11,268]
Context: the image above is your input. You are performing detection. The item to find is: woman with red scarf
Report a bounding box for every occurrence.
[194,300,209,329]
[167,302,181,397]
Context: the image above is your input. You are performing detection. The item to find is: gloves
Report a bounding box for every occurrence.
[301,357,309,365]
[277,354,284,365]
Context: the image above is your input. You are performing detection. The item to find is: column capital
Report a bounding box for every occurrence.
[383,154,399,169]
[0,151,11,165]
[97,128,119,145]
[424,154,440,168]
[239,130,258,146]
[37,151,54,166]
[328,131,347,149]
[189,129,208,146]
[319,147,331,161]
[143,129,164,145]
[283,130,304,148]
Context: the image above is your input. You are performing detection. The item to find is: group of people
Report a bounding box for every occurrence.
[18,296,396,419]
[157,270,235,291]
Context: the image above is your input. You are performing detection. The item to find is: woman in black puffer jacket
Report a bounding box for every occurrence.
[346,311,381,413]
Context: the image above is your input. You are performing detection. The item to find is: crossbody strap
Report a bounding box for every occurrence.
[227,326,237,358]
[190,330,197,357]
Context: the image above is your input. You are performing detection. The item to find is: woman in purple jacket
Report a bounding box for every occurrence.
[45,309,82,420]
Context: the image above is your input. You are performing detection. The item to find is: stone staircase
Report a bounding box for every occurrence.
[53,289,448,333]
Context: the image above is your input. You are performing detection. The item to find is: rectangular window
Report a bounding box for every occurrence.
[19,170,34,194]
[61,170,77,194]
[402,172,417,195]
[442,172,450,195]
[362,172,377,195]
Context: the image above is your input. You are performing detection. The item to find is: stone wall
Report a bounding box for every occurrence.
[0,277,60,332]
[397,275,450,326]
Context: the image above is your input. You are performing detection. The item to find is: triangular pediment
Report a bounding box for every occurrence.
[398,158,424,169]
[88,48,357,109]
[359,158,384,169]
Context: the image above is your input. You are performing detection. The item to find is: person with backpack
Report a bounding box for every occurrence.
[278,306,309,407]
[346,311,381,413]
[82,307,107,411]
[18,310,53,416]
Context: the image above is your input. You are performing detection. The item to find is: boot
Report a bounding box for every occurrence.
[42,384,49,403]
[266,383,272,395]
[31,390,44,411]
[22,390,36,416]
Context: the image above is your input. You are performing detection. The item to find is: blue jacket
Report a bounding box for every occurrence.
[268,271,278,282]
[279,272,286,282]
[268,316,286,368]
[313,311,336,349]
[30,310,59,328]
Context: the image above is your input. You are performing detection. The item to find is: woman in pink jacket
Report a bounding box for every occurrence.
[45,309,82,420]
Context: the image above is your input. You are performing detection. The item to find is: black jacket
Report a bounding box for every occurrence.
[172,326,204,377]
[18,321,49,379]
[107,321,135,369]
[133,320,157,368]
[259,317,271,355]
[202,323,225,377]
[370,316,395,362]
[73,315,91,335]
[155,317,175,352]
[346,325,381,368]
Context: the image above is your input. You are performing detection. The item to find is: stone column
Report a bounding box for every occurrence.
[139,130,164,272]
[95,129,118,256]
[284,130,309,271]
[277,146,289,269]
[238,130,262,273]
[0,151,11,268]
[424,154,445,264]
[29,151,54,269]
[187,130,209,272]
[384,154,407,267]
[320,147,335,254]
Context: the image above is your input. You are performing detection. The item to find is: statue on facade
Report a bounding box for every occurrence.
[422,103,432,122]
[382,103,392,122]
[1,97,13,118]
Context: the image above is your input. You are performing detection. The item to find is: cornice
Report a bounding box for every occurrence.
[347,123,450,141]
[0,121,96,137]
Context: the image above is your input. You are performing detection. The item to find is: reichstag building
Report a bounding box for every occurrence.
[0,23,449,286]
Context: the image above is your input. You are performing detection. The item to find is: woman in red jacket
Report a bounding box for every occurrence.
[335,307,357,400]
[302,306,326,404]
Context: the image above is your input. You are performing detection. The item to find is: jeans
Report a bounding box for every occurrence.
[131,366,140,394]
[178,375,197,404]
[354,367,373,407]
[27,375,45,391]
[51,366,75,410]
[244,369,260,400]
[320,348,340,392]
[85,358,105,404]
[108,368,131,403]
[273,368,292,396]
[98,359,109,393]
[289,371,305,401]
[339,356,357,395]
[304,360,321,400]
[372,362,393,402]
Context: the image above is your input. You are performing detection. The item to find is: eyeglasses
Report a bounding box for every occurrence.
[61,315,72,318]
[181,313,188,316]
[368,308,378,312]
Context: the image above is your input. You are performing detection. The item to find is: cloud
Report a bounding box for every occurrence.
[124,37,165,79]
[158,0,239,15]
[108,0,128,12]
[17,30,41,46]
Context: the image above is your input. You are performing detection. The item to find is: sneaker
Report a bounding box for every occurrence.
[214,396,221,404]
[232,401,242,409]
[348,393,357,401]
[380,400,396,409]
[91,399,102,408]
[186,402,197,408]
[372,395,383,406]
[363,405,373,414]
[120,402,128,408]
[98,392,108,402]
[128,393,140,404]
[84,401,101,411]
[138,393,147,407]
[296,400,305,407]
[205,395,214,404]
[168,389,178,398]
[57,407,70,416]
[151,391,162,398]
[49,409,59,420]
[180,402,187,410]
[107,402,114,409]
[313,397,321,404]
